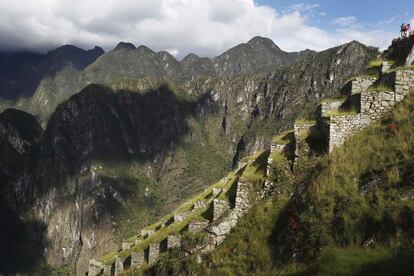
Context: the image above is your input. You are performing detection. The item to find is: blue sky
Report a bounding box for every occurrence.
[0,0,412,57]
[256,0,412,35]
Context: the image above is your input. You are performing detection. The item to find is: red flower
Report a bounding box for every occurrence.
[387,124,397,135]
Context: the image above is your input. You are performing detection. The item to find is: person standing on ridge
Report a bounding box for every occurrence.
[401,23,407,38]
[407,24,411,37]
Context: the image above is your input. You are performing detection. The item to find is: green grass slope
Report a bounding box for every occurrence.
[147,92,414,275]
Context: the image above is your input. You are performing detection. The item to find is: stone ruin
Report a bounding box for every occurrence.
[88,159,273,275]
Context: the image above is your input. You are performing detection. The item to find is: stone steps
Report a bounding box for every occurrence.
[327,67,414,152]
[88,155,271,275]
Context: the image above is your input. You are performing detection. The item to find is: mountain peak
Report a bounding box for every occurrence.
[247,36,281,51]
[114,42,136,51]
[92,46,105,54]
[182,53,201,62]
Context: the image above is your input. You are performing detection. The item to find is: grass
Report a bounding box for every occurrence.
[366,84,394,93]
[240,151,268,184]
[326,108,358,116]
[368,58,384,68]
[271,130,294,145]
[310,246,414,276]
[321,96,347,104]
[345,73,379,84]
[368,58,396,69]
[388,64,414,72]
[295,118,317,125]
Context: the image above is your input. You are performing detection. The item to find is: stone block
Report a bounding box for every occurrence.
[234,181,253,212]
[103,264,112,275]
[212,199,230,221]
[148,243,160,265]
[212,187,222,197]
[131,251,145,269]
[167,234,181,249]
[122,241,133,250]
[141,229,155,238]
[114,257,124,276]
[406,45,414,66]
[174,212,189,222]
[88,259,104,276]
[193,201,206,210]
[188,221,209,233]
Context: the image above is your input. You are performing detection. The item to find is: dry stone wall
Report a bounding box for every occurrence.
[360,91,396,120]
[321,100,344,117]
[147,243,160,265]
[166,234,181,249]
[328,114,368,152]
[212,199,230,221]
[131,252,145,269]
[350,77,377,94]
[188,221,209,233]
[395,69,414,100]
[328,68,414,152]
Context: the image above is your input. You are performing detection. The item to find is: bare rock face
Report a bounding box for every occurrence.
[406,45,414,66]
[0,109,43,274]
[10,84,195,273]
[0,108,42,154]
[385,35,414,65]
[186,41,378,166]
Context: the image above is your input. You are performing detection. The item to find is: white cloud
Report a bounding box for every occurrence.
[0,0,395,57]
[166,48,180,57]
[289,3,320,12]
[332,16,358,27]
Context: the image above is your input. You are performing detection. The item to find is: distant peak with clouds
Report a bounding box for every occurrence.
[0,0,409,58]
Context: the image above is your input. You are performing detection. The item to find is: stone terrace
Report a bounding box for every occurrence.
[328,68,414,152]
[88,151,271,275]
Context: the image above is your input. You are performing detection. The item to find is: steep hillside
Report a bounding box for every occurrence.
[148,82,414,276]
[0,109,43,273]
[185,41,378,166]
[5,83,232,274]
[0,45,104,100]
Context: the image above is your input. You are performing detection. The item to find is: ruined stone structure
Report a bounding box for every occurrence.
[88,163,269,275]
[212,199,230,221]
[131,252,145,269]
[147,243,160,265]
[328,68,414,152]
[320,99,344,117]
[166,234,181,249]
[188,221,209,233]
[350,77,377,94]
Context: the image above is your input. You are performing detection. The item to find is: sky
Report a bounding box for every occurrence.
[0,0,412,59]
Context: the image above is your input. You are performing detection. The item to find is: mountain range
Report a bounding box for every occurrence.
[0,36,381,274]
